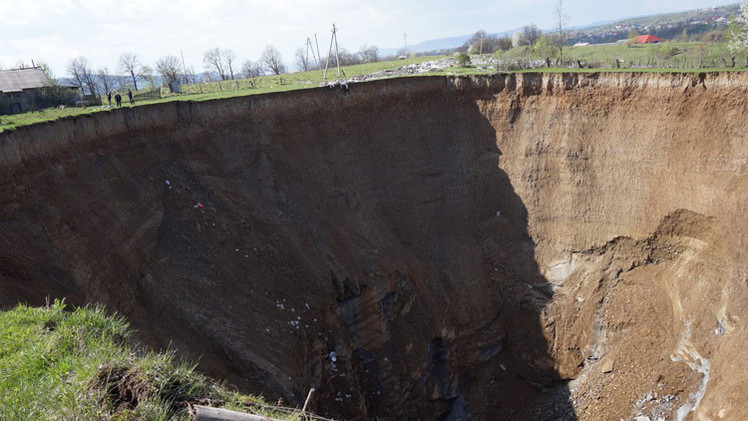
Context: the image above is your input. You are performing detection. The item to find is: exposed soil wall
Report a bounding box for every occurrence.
[1,72,746,420]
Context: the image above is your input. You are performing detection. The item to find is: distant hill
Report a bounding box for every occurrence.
[382,3,739,55]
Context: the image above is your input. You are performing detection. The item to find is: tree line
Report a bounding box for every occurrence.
[460,1,568,57]
[58,41,386,96]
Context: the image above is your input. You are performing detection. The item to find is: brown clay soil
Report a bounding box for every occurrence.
[1,72,747,420]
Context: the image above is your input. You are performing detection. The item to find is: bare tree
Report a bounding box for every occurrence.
[463,30,499,54]
[68,56,97,96]
[260,45,286,75]
[554,0,569,58]
[223,49,236,80]
[241,60,262,87]
[201,71,216,83]
[183,65,198,84]
[96,67,118,93]
[335,47,361,66]
[523,24,541,46]
[114,75,129,89]
[203,48,227,80]
[241,60,262,78]
[497,35,513,52]
[139,65,156,89]
[118,53,141,91]
[359,44,380,63]
[156,55,182,84]
[295,47,310,72]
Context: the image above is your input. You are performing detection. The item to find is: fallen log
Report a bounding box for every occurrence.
[194,405,283,421]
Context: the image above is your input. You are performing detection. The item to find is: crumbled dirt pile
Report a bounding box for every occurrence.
[545,210,731,420]
[1,72,747,420]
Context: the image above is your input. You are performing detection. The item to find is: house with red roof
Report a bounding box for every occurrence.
[628,35,663,45]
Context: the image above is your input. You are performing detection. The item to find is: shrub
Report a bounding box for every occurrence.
[456,53,471,66]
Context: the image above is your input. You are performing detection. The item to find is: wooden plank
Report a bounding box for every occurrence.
[194,405,280,421]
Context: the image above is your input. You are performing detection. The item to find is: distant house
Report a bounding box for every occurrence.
[628,35,663,45]
[573,42,590,47]
[0,68,78,115]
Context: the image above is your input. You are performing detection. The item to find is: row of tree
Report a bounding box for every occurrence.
[462,0,569,57]
[462,24,543,54]
[61,41,385,96]
[67,46,288,96]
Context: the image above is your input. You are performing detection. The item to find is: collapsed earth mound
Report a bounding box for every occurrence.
[1,72,746,420]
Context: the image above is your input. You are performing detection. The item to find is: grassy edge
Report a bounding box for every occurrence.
[0,300,295,420]
[1,61,747,133]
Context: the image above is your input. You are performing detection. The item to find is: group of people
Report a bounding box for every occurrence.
[107,89,134,107]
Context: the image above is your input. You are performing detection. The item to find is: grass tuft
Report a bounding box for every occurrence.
[0,300,290,420]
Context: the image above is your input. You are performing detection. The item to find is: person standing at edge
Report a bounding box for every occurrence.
[115,92,122,107]
[127,89,134,106]
[107,91,112,106]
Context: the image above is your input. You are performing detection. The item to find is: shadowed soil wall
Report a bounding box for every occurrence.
[1,72,747,420]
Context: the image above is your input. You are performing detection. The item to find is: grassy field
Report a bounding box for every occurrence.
[173,55,446,97]
[1,43,746,133]
[0,301,294,420]
[499,41,742,69]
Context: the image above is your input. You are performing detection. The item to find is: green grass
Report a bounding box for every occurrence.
[174,55,446,96]
[1,44,746,133]
[0,300,290,420]
[498,41,740,69]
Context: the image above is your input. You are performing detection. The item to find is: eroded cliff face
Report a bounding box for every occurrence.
[1,72,746,420]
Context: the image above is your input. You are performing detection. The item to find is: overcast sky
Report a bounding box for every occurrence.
[0,0,738,78]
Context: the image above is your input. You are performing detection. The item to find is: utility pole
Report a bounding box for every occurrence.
[180,49,187,83]
[333,24,341,77]
[314,33,322,70]
[403,32,407,58]
[323,23,342,79]
[305,38,310,72]
[306,37,320,71]
[323,26,334,79]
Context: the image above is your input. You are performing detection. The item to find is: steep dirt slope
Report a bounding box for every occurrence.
[1,72,746,420]
[479,72,748,421]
